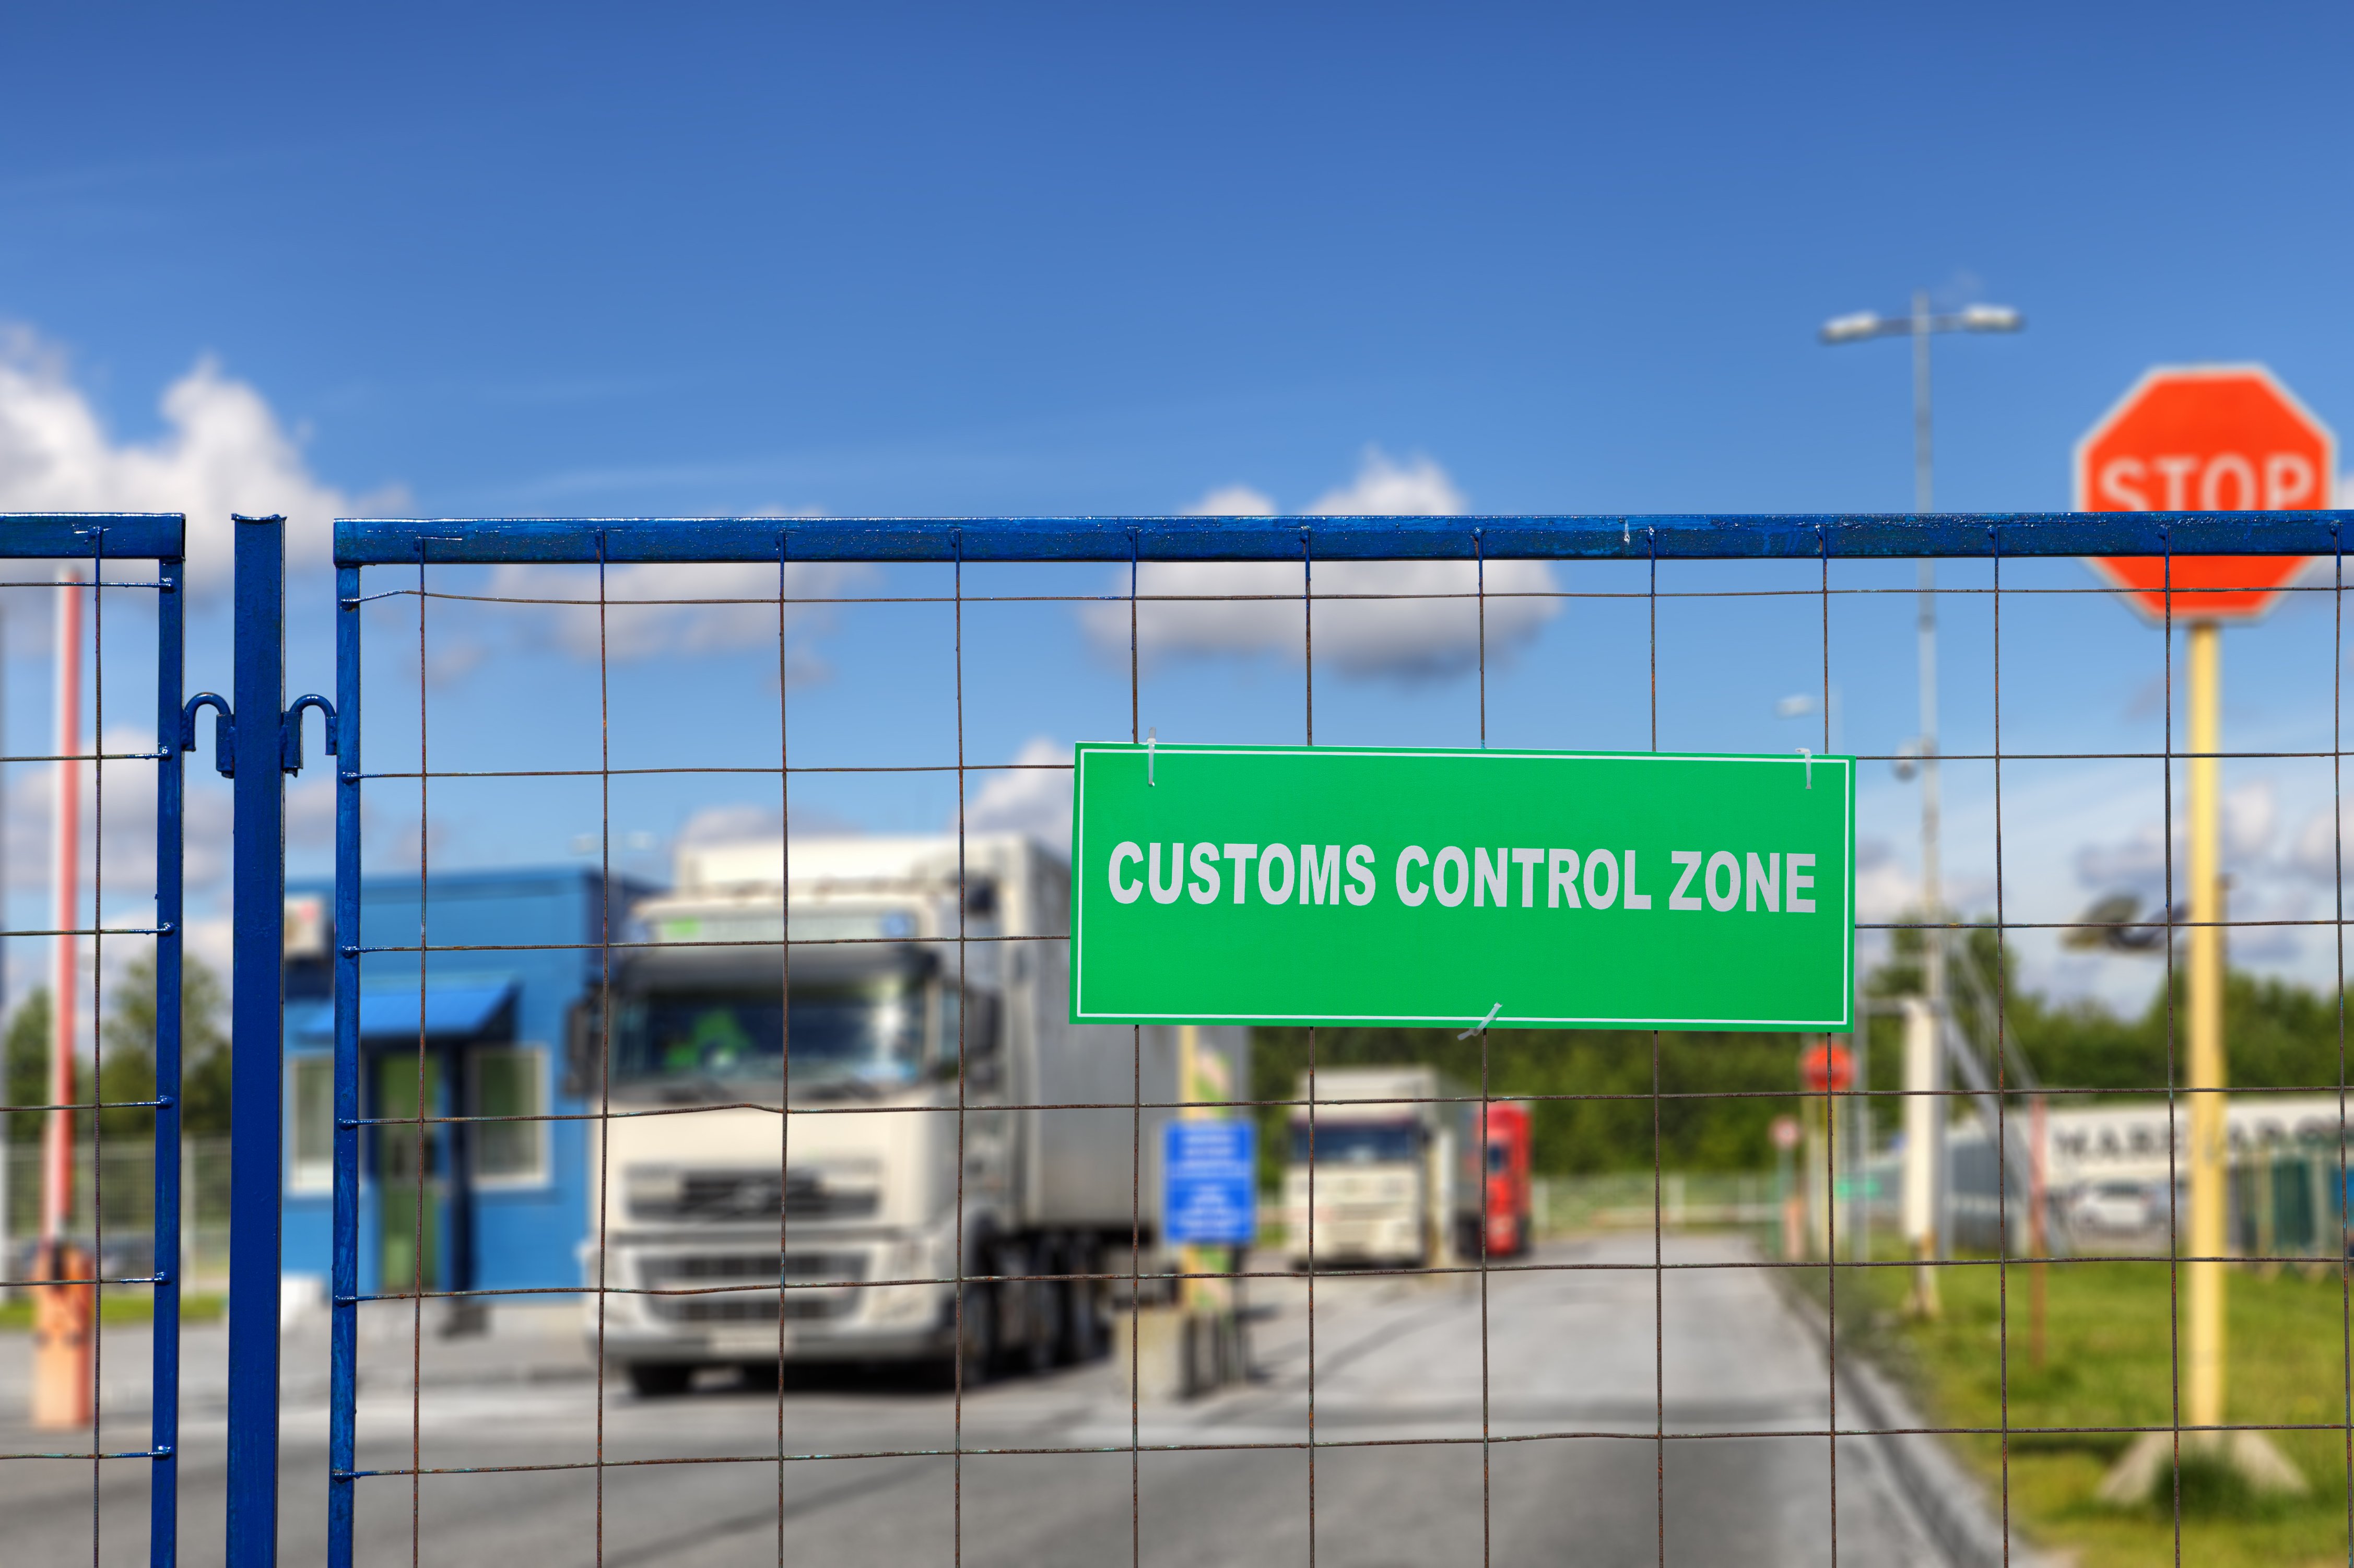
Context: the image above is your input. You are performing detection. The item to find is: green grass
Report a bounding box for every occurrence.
[1825,1252,2354,1567]
[0,1291,222,1330]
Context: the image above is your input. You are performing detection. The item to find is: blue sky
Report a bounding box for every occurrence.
[2,2,2351,1020]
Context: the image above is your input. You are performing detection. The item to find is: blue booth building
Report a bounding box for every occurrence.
[280,867,654,1316]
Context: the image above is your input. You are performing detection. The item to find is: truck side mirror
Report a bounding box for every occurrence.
[933,988,1003,1086]
[563,999,601,1100]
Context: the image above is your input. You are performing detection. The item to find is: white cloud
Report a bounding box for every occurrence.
[1306,449,1466,516]
[4,723,231,899]
[1079,449,1561,680]
[2226,780,2276,858]
[1851,834,1995,926]
[485,558,872,669]
[0,324,399,594]
[2293,806,2345,882]
[660,800,866,855]
[2074,781,2277,893]
[1193,485,1276,516]
[2074,820,2168,893]
[680,803,785,845]
[0,723,236,1021]
[1854,838,1917,924]
[961,736,1072,846]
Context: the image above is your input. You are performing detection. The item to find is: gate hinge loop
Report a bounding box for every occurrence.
[283,695,337,775]
[180,693,233,779]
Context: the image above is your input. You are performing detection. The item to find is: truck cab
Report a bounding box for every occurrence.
[1282,1067,1452,1269]
[590,834,1243,1392]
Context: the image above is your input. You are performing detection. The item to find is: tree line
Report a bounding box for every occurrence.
[1252,924,2354,1180]
[3,948,231,1140]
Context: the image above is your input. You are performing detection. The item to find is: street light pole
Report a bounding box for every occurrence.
[1820,292,2022,985]
[1913,289,1934,513]
[1910,292,1945,1028]
[1821,291,2022,1305]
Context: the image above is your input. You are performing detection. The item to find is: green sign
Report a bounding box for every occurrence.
[1069,744,1853,1032]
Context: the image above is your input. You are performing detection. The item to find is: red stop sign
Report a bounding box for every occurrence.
[1799,1042,1853,1093]
[2078,364,2336,623]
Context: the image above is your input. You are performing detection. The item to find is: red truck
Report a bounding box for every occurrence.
[1456,1100,1534,1259]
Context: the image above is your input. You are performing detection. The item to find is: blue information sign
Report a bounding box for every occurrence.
[1163,1120,1258,1247]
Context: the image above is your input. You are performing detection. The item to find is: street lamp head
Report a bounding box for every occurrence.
[1818,311,1885,345]
[1957,303,2023,333]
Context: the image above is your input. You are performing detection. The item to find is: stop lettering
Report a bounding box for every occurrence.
[2077,365,2336,623]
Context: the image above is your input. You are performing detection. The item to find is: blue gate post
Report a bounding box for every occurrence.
[150,543,186,1566]
[226,513,288,1565]
[326,563,360,1564]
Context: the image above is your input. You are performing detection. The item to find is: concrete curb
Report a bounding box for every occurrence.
[1774,1275,2047,1568]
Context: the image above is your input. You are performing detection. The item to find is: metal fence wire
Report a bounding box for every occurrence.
[0,514,187,1568]
[313,512,2354,1568]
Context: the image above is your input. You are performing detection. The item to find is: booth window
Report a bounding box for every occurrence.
[472,1046,548,1185]
[291,1057,334,1193]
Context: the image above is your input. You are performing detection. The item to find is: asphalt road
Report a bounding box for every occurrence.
[0,1234,1942,1566]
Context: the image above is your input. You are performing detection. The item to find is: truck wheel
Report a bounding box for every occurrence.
[626,1362,693,1398]
[945,1285,995,1391]
[990,1245,1053,1377]
[1020,1272,1066,1374]
[1060,1255,1105,1364]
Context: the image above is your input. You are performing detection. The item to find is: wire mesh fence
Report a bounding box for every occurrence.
[0,515,187,1568]
[311,513,2354,1568]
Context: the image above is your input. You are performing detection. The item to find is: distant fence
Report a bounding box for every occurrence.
[0,1137,232,1292]
[1531,1171,1781,1236]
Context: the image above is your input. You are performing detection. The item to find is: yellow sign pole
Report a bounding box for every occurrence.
[2186,620,2226,1436]
[2102,616,2303,1504]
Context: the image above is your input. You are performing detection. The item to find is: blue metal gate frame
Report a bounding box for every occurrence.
[0,514,186,1566]
[310,508,2342,1568]
[211,513,339,1568]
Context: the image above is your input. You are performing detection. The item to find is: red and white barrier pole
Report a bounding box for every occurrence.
[33,564,89,1431]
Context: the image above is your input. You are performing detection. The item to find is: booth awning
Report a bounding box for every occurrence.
[290,981,517,1042]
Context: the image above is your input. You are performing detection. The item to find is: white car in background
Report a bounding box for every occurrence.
[2068,1180,2161,1234]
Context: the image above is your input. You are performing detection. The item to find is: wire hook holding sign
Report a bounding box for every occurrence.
[1147,727,1156,786]
[1458,1001,1503,1041]
[1797,748,1813,789]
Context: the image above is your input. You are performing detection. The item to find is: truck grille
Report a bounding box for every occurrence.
[639,1252,869,1324]
[632,1170,881,1223]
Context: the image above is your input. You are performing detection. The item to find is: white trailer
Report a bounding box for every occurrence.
[586,834,1245,1392]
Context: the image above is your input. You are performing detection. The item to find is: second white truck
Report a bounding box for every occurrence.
[1282,1066,1478,1269]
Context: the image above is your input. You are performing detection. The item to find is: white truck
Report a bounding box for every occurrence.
[1282,1066,1477,1269]
[586,833,1246,1393]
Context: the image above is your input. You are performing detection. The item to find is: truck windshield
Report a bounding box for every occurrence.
[615,978,928,1091]
[1291,1122,1422,1164]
